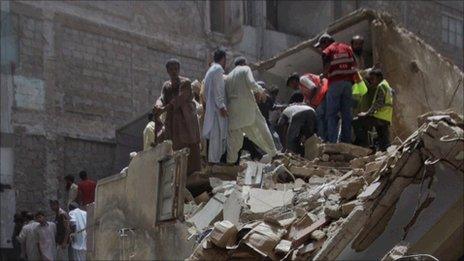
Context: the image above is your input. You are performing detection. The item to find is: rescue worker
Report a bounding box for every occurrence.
[352,69,393,151]
[286,72,329,141]
[277,98,317,156]
[224,56,277,164]
[316,33,357,144]
[351,35,365,70]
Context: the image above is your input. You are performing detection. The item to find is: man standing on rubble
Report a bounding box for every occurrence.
[352,69,393,151]
[286,72,328,141]
[225,57,277,164]
[351,35,365,70]
[154,59,201,175]
[203,49,228,163]
[316,33,357,143]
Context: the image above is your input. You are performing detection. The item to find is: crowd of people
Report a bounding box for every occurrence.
[11,171,96,261]
[144,33,394,178]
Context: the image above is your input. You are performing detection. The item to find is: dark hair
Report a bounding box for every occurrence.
[79,171,87,180]
[148,113,154,121]
[351,35,364,44]
[68,202,79,211]
[64,175,74,183]
[369,68,384,80]
[165,58,180,69]
[286,73,300,86]
[49,199,59,205]
[234,56,247,66]
[213,48,227,63]
[289,92,304,103]
[35,211,45,218]
[24,212,34,221]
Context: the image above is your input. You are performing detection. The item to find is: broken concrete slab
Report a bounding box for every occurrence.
[338,177,364,200]
[242,221,287,258]
[320,143,373,158]
[304,135,322,160]
[223,189,243,228]
[341,200,359,217]
[324,204,343,220]
[292,216,329,248]
[243,161,265,186]
[210,220,238,248]
[275,239,292,254]
[188,193,227,231]
[247,188,294,214]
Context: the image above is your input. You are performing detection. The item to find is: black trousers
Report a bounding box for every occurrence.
[287,110,317,156]
[352,116,390,151]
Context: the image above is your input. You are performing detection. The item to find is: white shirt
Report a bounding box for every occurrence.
[282,104,314,119]
[202,63,227,139]
[69,208,87,250]
[18,221,40,260]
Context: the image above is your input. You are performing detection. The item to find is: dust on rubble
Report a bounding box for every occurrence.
[183,111,463,260]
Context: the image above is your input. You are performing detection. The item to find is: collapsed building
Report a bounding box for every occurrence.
[90,10,463,260]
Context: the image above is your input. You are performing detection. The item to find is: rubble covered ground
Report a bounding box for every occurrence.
[183,111,464,260]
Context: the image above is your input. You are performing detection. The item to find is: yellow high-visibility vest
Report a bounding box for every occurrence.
[372,79,393,123]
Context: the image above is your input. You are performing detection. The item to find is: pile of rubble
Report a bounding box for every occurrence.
[182,111,463,260]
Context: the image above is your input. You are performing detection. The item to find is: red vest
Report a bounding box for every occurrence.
[299,73,329,108]
[323,42,356,82]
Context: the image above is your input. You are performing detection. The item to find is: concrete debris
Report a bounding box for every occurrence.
[210,220,238,248]
[247,188,294,214]
[181,111,463,260]
[381,242,410,261]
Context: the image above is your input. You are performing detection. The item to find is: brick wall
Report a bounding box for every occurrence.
[13,134,48,212]
[9,5,207,213]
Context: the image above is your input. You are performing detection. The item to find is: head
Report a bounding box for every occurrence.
[165,58,180,81]
[64,174,75,189]
[68,202,79,211]
[49,199,60,213]
[213,48,227,69]
[233,56,247,67]
[35,211,46,225]
[79,171,87,181]
[14,213,23,224]
[351,35,364,56]
[289,92,304,104]
[268,85,279,98]
[314,33,334,50]
[286,73,300,90]
[367,68,384,87]
[24,212,34,222]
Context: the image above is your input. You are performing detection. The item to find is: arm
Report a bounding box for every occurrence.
[245,67,264,93]
[170,80,193,110]
[366,87,386,115]
[213,71,226,109]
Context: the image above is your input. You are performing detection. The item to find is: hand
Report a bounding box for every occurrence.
[219,107,228,117]
[358,112,367,117]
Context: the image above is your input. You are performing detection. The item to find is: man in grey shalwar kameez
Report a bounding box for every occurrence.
[203,49,228,163]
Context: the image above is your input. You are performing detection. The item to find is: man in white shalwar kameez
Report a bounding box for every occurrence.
[225,57,277,164]
[202,49,228,163]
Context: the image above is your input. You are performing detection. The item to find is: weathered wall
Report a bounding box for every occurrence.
[358,0,463,69]
[371,16,464,138]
